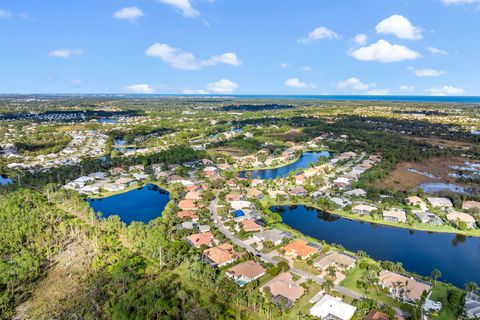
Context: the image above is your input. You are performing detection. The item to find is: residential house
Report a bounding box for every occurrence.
[413,210,443,225]
[330,197,352,209]
[427,197,453,209]
[261,272,305,308]
[289,186,308,197]
[185,191,202,201]
[352,204,376,215]
[405,196,428,211]
[463,200,480,211]
[226,260,266,286]
[309,294,356,320]
[226,193,244,202]
[283,239,317,260]
[345,188,367,197]
[333,177,351,190]
[463,291,480,319]
[240,219,262,232]
[187,232,214,248]
[295,175,306,185]
[314,251,356,272]
[446,211,476,229]
[383,209,407,223]
[230,200,252,210]
[203,243,237,267]
[378,270,431,302]
[177,210,199,221]
[247,188,264,199]
[363,310,389,320]
[178,199,198,211]
[253,229,285,246]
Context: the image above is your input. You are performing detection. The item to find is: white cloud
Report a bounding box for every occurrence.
[114,7,144,22]
[426,46,448,55]
[284,78,315,89]
[206,79,239,93]
[298,26,339,43]
[425,86,464,96]
[0,9,12,19]
[48,49,83,58]
[399,85,414,92]
[203,53,241,66]
[336,77,374,91]
[72,79,84,85]
[442,0,480,4]
[375,15,422,40]
[123,84,155,94]
[158,0,199,17]
[300,66,313,72]
[145,43,240,70]
[368,89,391,95]
[354,34,368,45]
[349,39,421,63]
[280,62,289,68]
[413,68,445,77]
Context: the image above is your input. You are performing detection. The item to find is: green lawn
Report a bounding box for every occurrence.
[429,283,463,320]
[340,265,406,310]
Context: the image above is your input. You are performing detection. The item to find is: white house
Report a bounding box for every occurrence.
[309,294,356,320]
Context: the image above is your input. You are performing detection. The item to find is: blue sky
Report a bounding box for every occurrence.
[1,0,479,95]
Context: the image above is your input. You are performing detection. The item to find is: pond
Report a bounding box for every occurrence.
[239,151,330,179]
[271,205,480,288]
[87,184,170,224]
[0,175,13,185]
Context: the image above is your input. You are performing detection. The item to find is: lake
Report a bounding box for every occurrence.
[239,151,330,179]
[87,184,170,224]
[271,205,480,288]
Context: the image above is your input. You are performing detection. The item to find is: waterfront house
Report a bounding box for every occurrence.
[446,211,476,228]
[203,243,237,267]
[383,209,407,223]
[313,251,356,272]
[352,204,376,215]
[283,239,317,260]
[261,272,305,308]
[186,232,214,248]
[329,197,352,209]
[309,294,356,320]
[226,260,266,286]
[378,270,431,302]
[413,210,443,225]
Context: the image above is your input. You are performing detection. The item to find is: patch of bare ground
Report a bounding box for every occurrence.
[409,136,476,150]
[379,156,479,192]
[14,232,95,320]
[269,129,307,141]
[209,147,248,156]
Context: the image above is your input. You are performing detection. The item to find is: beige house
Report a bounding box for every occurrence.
[446,211,476,229]
[379,270,431,302]
[314,251,356,271]
[261,272,304,307]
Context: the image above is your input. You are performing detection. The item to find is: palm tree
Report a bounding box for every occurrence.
[431,268,442,286]
[323,279,334,294]
[465,282,479,293]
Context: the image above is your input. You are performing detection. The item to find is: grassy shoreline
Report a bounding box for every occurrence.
[262,197,480,237]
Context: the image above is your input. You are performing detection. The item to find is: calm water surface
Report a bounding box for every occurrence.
[87,184,170,224]
[239,151,330,179]
[271,205,480,287]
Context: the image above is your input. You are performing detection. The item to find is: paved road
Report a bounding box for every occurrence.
[209,198,362,300]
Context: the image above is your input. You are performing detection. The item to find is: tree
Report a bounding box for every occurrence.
[431,268,442,286]
[322,279,334,294]
[465,282,479,293]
